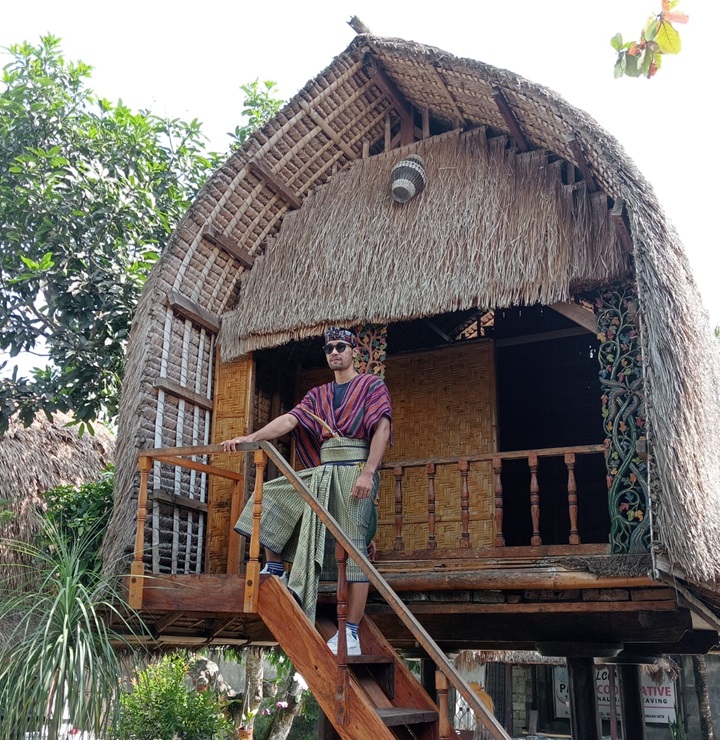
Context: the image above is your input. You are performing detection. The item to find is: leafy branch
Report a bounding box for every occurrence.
[612,0,689,79]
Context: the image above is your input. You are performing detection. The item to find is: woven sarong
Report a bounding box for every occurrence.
[234,437,378,623]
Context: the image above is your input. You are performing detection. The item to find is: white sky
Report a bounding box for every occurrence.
[2,0,718,378]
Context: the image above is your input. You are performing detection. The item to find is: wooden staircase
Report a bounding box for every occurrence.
[258,574,442,739]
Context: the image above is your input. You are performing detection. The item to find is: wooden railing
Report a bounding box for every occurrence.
[380,443,606,550]
[129,442,510,740]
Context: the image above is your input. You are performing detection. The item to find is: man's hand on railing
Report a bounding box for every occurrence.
[222,434,256,452]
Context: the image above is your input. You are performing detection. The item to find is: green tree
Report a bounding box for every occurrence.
[0,36,222,434]
[612,0,689,78]
[114,654,232,740]
[230,80,283,149]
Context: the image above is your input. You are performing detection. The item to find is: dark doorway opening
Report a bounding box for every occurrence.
[495,305,610,546]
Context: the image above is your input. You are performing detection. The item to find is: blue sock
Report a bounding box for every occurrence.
[346,621,359,639]
[265,561,284,576]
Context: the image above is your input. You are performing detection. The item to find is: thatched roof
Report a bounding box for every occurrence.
[0,413,114,553]
[106,34,720,591]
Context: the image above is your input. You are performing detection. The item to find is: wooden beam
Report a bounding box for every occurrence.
[495,326,590,348]
[248,160,302,210]
[566,134,598,193]
[153,377,214,411]
[149,489,209,514]
[429,65,465,126]
[549,302,597,334]
[611,199,634,254]
[166,290,220,334]
[492,87,530,152]
[202,226,254,270]
[298,100,357,160]
[366,55,414,145]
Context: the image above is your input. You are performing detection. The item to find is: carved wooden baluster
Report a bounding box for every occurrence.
[459,459,471,549]
[129,454,152,609]
[243,449,266,613]
[565,452,581,544]
[529,454,542,546]
[393,465,404,551]
[426,462,437,550]
[493,456,505,547]
[435,670,452,740]
[334,542,350,726]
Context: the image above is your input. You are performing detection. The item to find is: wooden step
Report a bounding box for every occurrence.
[347,654,394,664]
[376,707,439,726]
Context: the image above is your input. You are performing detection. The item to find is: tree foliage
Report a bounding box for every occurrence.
[612,0,689,79]
[0,36,230,433]
[230,80,283,149]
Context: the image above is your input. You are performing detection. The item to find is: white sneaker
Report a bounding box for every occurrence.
[327,627,361,656]
[259,564,288,585]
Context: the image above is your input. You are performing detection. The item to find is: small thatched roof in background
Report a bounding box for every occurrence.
[0,412,114,549]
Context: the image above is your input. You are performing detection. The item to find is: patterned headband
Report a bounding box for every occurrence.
[324,326,357,346]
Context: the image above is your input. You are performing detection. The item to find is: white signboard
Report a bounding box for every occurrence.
[553,666,676,724]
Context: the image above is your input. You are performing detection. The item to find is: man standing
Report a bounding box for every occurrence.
[223,327,391,655]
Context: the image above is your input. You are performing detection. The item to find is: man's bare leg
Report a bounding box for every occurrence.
[264,547,282,563]
[347,582,369,624]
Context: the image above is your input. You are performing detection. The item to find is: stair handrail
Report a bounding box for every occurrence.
[259,440,511,740]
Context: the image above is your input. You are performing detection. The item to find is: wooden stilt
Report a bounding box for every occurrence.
[436,670,453,740]
[567,656,601,740]
[619,664,647,740]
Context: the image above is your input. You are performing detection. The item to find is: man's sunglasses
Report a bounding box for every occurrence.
[323,342,352,354]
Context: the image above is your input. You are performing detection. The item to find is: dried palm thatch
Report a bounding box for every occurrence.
[220,130,628,357]
[0,413,114,574]
[105,34,720,591]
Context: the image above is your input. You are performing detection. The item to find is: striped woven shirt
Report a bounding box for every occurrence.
[289,373,392,468]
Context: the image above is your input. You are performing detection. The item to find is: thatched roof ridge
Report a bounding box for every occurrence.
[104,34,720,589]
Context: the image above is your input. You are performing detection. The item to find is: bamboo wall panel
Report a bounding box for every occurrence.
[298,342,497,551]
[206,353,254,573]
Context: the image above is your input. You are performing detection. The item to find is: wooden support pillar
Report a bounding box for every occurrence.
[619,664,647,740]
[567,657,601,740]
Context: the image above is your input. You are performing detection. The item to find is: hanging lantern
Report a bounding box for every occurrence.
[390,154,426,203]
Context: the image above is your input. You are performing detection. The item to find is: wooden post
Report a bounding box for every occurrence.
[243,449,266,613]
[335,542,349,726]
[459,458,471,548]
[129,455,152,609]
[608,665,619,740]
[493,457,505,547]
[567,657,601,740]
[226,479,244,574]
[426,462,437,550]
[565,452,581,544]
[436,670,453,740]
[393,466,404,551]
[619,664,647,740]
[529,454,542,546]
[384,114,392,151]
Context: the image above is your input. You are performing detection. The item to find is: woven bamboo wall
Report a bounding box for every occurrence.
[206,354,254,573]
[298,342,497,552]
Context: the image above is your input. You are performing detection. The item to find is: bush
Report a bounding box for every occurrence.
[114,654,232,740]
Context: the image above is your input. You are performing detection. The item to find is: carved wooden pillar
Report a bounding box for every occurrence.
[459,458,471,548]
[565,452,581,545]
[596,284,649,553]
[493,457,505,547]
